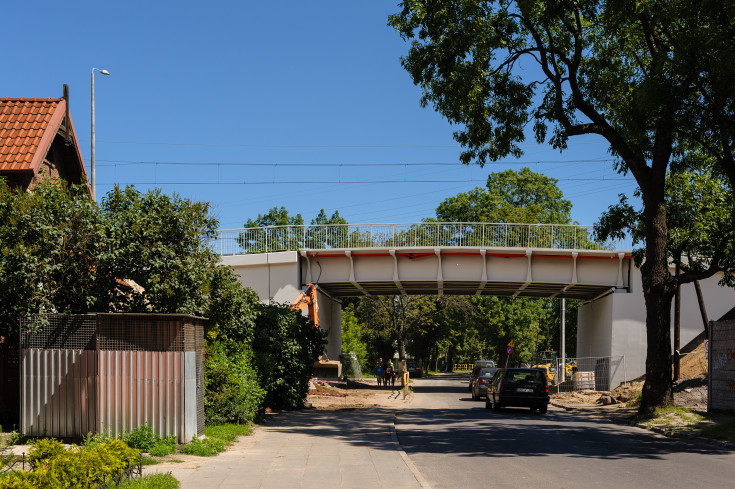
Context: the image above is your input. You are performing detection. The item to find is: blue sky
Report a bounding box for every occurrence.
[3,1,637,230]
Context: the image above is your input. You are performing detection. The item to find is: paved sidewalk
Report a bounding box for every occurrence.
[144,409,429,489]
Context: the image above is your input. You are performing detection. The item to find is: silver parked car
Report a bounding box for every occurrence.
[471,367,498,400]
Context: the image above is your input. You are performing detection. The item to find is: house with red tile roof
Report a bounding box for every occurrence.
[0,85,89,193]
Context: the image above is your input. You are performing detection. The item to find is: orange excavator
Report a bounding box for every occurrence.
[290,283,319,328]
[291,283,341,377]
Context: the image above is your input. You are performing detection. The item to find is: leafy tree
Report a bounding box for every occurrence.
[245,206,305,228]
[390,0,733,412]
[598,169,735,281]
[252,303,326,410]
[100,185,219,315]
[0,179,119,337]
[204,341,264,424]
[340,307,369,373]
[436,168,572,224]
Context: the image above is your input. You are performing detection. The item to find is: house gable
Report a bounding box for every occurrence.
[0,85,88,193]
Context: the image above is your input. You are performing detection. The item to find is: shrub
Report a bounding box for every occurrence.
[122,424,158,453]
[1,439,140,488]
[252,303,327,410]
[148,436,177,457]
[204,341,264,423]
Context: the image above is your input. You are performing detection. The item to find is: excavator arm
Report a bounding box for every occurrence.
[290,283,319,328]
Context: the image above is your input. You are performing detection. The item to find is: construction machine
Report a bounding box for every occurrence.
[290,284,341,378]
[290,283,319,328]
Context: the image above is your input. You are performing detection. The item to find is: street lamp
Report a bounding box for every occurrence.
[91,67,110,200]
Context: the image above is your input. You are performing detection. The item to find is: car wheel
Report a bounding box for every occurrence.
[539,405,548,414]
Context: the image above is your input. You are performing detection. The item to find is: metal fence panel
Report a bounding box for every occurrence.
[211,222,628,255]
[21,349,97,438]
[98,350,187,442]
[554,356,626,392]
[709,320,735,411]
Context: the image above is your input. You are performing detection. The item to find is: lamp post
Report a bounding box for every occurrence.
[91,68,110,200]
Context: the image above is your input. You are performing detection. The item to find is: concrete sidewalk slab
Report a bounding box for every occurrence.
[144,409,427,489]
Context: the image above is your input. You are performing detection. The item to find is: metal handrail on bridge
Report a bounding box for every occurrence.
[210,222,628,255]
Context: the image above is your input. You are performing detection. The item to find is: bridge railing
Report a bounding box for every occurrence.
[210,222,629,255]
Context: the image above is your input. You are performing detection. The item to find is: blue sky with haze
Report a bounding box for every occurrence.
[3,1,636,229]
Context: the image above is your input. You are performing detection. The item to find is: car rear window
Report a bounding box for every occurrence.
[505,370,544,384]
[480,368,497,377]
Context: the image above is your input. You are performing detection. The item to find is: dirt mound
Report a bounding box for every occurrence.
[305,378,413,410]
[679,343,707,378]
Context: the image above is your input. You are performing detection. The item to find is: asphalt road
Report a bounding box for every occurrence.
[395,373,735,489]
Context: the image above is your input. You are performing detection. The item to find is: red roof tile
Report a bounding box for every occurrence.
[0,98,64,172]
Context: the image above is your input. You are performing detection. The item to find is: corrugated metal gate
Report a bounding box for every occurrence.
[709,319,735,411]
[20,314,206,442]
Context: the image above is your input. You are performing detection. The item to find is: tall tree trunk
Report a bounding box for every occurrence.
[639,191,676,413]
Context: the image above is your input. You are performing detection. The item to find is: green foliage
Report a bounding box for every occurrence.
[117,472,180,489]
[100,185,219,315]
[0,179,117,338]
[148,436,177,457]
[204,341,264,423]
[435,168,572,224]
[1,439,140,488]
[180,437,224,457]
[389,0,735,411]
[252,303,327,410]
[7,430,27,446]
[122,424,158,453]
[27,439,65,469]
[0,180,253,342]
[203,423,252,444]
[340,308,369,373]
[121,424,177,456]
[597,170,735,283]
[205,266,260,343]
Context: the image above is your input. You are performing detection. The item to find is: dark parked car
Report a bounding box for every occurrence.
[486,368,549,414]
[468,360,496,390]
[471,367,497,400]
[406,361,422,378]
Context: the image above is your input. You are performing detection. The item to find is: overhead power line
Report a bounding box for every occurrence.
[97,158,616,167]
[99,177,634,186]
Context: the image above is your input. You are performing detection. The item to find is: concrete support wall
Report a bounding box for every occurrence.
[578,267,735,389]
[221,252,343,356]
[317,290,342,360]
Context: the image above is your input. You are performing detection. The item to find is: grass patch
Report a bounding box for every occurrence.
[178,422,250,457]
[700,420,735,443]
[204,423,251,445]
[117,472,180,489]
[180,437,225,457]
[140,454,161,466]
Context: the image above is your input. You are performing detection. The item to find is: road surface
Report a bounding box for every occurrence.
[395,373,735,489]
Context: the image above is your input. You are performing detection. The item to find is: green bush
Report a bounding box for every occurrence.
[148,436,177,457]
[204,341,265,423]
[252,303,327,410]
[122,424,158,452]
[1,439,140,488]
